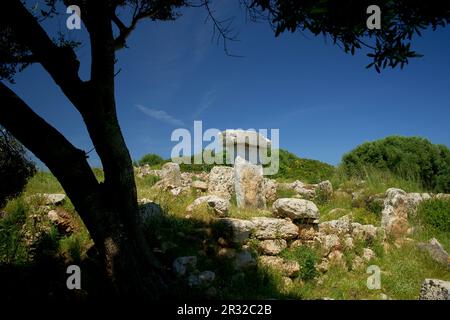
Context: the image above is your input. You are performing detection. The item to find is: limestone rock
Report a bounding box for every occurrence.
[417,238,449,267]
[319,215,352,236]
[317,258,329,273]
[161,162,182,187]
[328,250,346,269]
[419,279,450,300]
[186,195,230,217]
[298,224,319,240]
[263,178,278,203]
[351,256,365,271]
[317,180,333,199]
[436,193,450,200]
[272,198,319,222]
[381,188,409,238]
[47,209,75,234]
[291,180,316,199]
[258,239,287,255]
[352,223,378,242]
[362,248,376,262]
[234,157,266,209]
[217,247,236,259]
[234,248,256,269]
[318,234,341,255]
[139,199,163,222]
[38,193,66,205]
[188,271,215,287]
[173,256,197,276]
[259,256,300,277]
[191,180,208,191]
[208,166,235,200]
[343,235,354,250]
[217,218,254,245]
[250,217,298,240]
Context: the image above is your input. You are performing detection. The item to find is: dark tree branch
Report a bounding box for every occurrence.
[202,0,242,57]
[0,82,101,227]
[1,0,87,110]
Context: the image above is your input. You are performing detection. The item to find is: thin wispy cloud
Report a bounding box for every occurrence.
[135,104,185,127]
[193,88,216,119]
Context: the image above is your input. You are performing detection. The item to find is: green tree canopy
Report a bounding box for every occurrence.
[341,136,450,193]
[138,153,165,167]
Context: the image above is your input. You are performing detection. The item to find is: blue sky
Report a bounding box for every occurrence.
[10,2,450,167]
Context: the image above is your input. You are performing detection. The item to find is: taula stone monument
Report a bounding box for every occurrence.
[219,130,271,209]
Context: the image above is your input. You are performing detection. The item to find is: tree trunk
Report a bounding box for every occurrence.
[1,0,169,299]
[0,84,166,299]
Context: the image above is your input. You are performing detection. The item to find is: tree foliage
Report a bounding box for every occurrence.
[0,129,36,208]
[245,0,450,72]
[138,153,165,167]
[341,136,450,193]
[272,149,335,183]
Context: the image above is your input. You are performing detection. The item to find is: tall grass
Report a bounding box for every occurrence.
[332,165,424,194]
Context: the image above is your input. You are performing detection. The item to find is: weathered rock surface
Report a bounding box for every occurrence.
[362,248,376,262]
[291,180,316,199]
[234,248,256,269]
[259,256,300,277]
[188,271,215,287]
[173,256,197,276]
[139,199,163,221]
[234,157,266,209]
[263,178,278,203]
[381,188,431,238]
[319,215,352,236]
[317,180,333,199]
[272,198,319,222]
[161,162,182,187]
[351,223,378,242]
[191,180,208,191]
[37,193,66,205]
[186,195,230,217]
[381,188,410,238]
[258,239,287,255]
[327,250,346,269]
[47,209,75,234]
[351,256,365,271]
[208,166,235,200]
[419,279,450,300]
[316,234,341,255]
[251,217,299,240]
[217,218,255,245]
[417,238,449,267]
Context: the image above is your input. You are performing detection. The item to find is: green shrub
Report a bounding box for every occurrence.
[417,199,450,233]
[137,153,165,167]
[341,136,450,193]
[0,130,36,208]
[273,149,335,183]
[282,246,318,281]
[0,197,28,264]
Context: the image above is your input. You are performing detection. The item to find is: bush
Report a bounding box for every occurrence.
[417,199,450,233]
[282,245,318,281]
[0,197,28,264]
[137,153,165,167]
[341,136,450,193]
[272,149,335,183]
[0,130,36,208]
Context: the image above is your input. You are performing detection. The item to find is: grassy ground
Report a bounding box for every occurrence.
[0,169,449,300]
